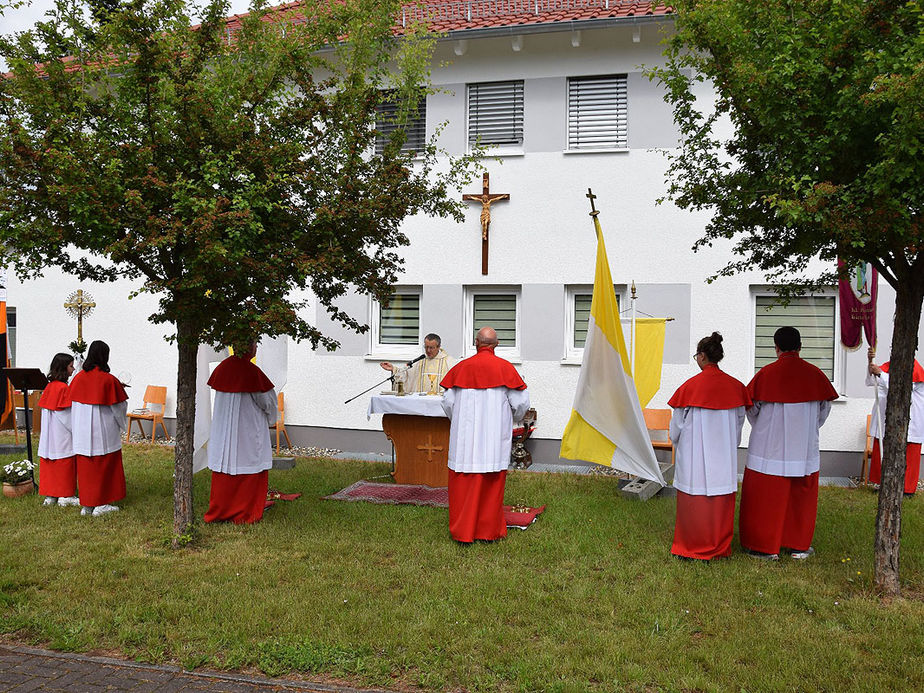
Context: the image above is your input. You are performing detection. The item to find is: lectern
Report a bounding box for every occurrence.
[5,368,49,484]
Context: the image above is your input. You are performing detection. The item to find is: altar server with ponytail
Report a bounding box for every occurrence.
[668,332,750,561]
[37,353,79,507]
[69,340,128,516]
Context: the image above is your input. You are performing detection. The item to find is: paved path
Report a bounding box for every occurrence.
[0,645,391,693]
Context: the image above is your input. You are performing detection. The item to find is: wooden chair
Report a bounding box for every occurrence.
[125,385,169,442]
[861,414,874,484]
[643,408,675,464]
[13,391,42,435]
[269,391,292,454]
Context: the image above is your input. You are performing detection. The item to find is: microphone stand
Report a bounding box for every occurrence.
[343,375,396,404]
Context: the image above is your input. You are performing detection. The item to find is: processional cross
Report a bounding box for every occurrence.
[462,172,509,275]
[63,289,96,342]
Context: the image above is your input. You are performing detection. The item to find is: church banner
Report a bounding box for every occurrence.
[838,259,877,350]
[560,216,665,485]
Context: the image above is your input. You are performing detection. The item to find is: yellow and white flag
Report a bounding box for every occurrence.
[560,217,665,484]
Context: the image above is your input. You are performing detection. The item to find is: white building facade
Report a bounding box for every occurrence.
[9,2,921,475]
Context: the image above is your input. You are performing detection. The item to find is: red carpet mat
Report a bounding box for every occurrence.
[324,480,449,507]
[325,481,545,529]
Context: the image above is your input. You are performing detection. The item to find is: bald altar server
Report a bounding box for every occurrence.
[739,327,838,560]
[440,327,529,543]
[669,332,750,561]
[867,348,924,495]
[69,340,128,516]
[380,333,454,394]
[204,343,278,524]
[37,352,79,507]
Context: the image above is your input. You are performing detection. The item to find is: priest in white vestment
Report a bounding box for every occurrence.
[668,332,750,561]
[37,353,79,507]
[440,327,530,543]
[866,348,924,495]
[380,333,455,394]
[205,343,278,524]
[69,341,129,516]
[739,327,838,560]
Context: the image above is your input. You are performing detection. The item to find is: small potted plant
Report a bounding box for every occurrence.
[2,459,35,498]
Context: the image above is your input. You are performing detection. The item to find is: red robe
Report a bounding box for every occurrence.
[69,368,128,507]
[37,381,76,498]
[204,355,275,524]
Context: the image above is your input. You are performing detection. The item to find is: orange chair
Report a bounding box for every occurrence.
[643,408,675,464]
[269,391,292,454]
[861,414,874,484]
[125,385,169,442]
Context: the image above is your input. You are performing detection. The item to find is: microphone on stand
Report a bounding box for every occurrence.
[406,354,426,367]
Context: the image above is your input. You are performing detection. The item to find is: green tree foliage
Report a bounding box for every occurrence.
[0,0,479,541]
[654,0,924,595]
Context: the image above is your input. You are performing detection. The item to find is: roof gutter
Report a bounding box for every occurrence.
[434,14,673,42]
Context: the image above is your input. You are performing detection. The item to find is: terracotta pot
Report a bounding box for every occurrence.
[2,479,35,498]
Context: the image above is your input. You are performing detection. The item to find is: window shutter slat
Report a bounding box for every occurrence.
[468,81,524,147]
[568,75,628,150]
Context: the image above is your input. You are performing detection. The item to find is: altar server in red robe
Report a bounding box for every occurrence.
[440,327,530,543]
[668,332,751,561]
[69,340,128,516]
[37,352,79,507]
[867,348,924,495]
[740,327,838,560]
[204,342,277,524]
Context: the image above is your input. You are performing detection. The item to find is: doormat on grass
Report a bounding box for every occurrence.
[324,480,545,528]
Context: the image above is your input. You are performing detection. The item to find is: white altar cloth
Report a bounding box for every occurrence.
[367,393,447,420]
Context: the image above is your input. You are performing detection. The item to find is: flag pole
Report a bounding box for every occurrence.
[630,280,637,378]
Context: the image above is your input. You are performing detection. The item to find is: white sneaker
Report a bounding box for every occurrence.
[745,549,780,561]
[42,497,58,507]
[92,504,120,516]
[58,496,80,507]
[790,547,815,560]
[80,506,94,516]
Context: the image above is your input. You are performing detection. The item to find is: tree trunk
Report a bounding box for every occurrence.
[173,319,199,546]
[873,277,924,596]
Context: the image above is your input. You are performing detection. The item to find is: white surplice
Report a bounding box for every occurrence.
[866,371,924,443]
[440,386,530,473]
[38,408,73,460]
[71,401,128,456]
[207,389,278,475]
[746,400,832,477]
[669,406,745,496]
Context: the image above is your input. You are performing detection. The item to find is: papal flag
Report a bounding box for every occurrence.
[0,269,12,426]
[560,217,666,484]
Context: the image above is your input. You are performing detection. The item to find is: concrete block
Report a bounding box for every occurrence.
[272,457,295,470]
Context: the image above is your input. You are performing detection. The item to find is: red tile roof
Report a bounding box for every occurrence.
[223,1,673,36]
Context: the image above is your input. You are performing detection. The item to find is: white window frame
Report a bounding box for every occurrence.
[567,74,629,152]
[750,288,846,394]
[463,286,521,361]
[563,285,626,363]
[466,80,525,154]
[367,287,422,360]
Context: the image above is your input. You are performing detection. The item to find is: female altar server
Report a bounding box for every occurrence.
[37,353,79,507]
[69,340,128,516]
[668,332,751,560]
[867,348,924,495]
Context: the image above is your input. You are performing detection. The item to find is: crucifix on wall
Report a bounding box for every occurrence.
[462,172,509,275]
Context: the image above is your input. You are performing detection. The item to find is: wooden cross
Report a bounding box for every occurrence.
[416,434,444,462]
[63,289,96,342]
[586,188,599,217]
[463,172,509,275]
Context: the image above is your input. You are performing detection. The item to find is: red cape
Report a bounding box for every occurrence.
[748,352,839,404]
[668,364,751,410]
[440,346,526,390]
[38,380,71,411]
[69,368,128,406]
[879,360,924,383]
[208,355,274,393]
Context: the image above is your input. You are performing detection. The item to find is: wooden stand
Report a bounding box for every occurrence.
[382,414,450,488]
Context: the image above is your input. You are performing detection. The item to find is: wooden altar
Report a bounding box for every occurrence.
[381,414,450,488]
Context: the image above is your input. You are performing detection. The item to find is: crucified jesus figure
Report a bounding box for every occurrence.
[462,172,509,275]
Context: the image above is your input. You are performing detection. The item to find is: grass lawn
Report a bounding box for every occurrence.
[1,440,922,692]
